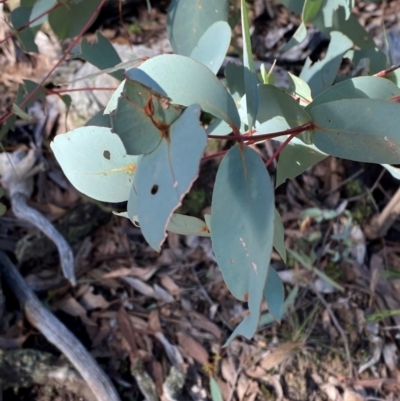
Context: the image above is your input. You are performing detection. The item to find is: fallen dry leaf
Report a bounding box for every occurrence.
[148,309,162,332]
[237,373,250,401]
[102,266,157,281]
[216,378,231,401]
[117,306,138,360]
[151,360,164,397]
[177,332,209,365]
[343,389,365,401]
[259,342,303,371]
[245,365,267,379]
[191,312,222,340]
[79,286,110,311]
[53,295,96,327]
[160,275,182,296]
[221,358,237,386]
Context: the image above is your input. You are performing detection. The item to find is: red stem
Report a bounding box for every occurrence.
[0,2,62,45]
[47,87,117,94]
[203,122,314,162]
[201,149,228,161]
[374,62,400,77]
[208,121,313,142]
[265,132,297,167]
[0,0,107,126]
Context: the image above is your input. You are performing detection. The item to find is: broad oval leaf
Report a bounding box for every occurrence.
[77,32,123,81]
[135,104,207,251]
[48,0,102,40]
[104,80,125,115]
[288,72,312,104]
[281,22,307,51]
[30,0,57,27]
[225,62,246,98]
[302,0,324,23]
[300,31,353,97]
[190,21,231,74]
[241,0,258,128]
[126,55,241,129]
[167,214,210,236]
[306,76,400,113]
[276,139,327,187]
[311,99,400,164]
[112,78,182,155]
[264,266,284,321]
[115,210,210,237]
[51,126,138,203]
[256,85,311,135]
[211,145,274,342]
[167,0,229,56]
[85,108,111,128]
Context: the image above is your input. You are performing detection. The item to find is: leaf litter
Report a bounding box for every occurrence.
[3,1,400,401]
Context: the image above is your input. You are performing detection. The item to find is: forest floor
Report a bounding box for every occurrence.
[2,1,400,400]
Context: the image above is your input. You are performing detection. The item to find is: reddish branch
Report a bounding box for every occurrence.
[204,121,314,163]
[47,87,117,95]
[374,62,400,77]
[0,0,108,126]
[265,131,297,167]
[0,2,62,45]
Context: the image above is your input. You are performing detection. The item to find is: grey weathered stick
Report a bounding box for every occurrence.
[0,251,121,401]
[11,192,75,285]
[0,149,76,285]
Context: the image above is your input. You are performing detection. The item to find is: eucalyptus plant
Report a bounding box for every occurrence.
[4,0,400,343]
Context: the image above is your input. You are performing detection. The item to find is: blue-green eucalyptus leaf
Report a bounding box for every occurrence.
[134,105,207,251]
[306,76,400,112]
[209,377,223,401]
[259,286,298,327]
[311,99,400,164]
[167,214,210,236]
[127,55,240,129]
[85,109,111,128]
[241,0,259,128]
[76,32,124,81]
[48,0,102,40]
[206,118,232,136]
[112,78,182,155]
[190,21,231,74]
[11,7,38,52]
[288,72,312,104]
[281,22,307,51]
[225,62,246,98]
[276,139,327,187]
[320,0,354,27]
[30,0,57,27]
[167,0,229,56]
[256,85,311,135]
[104,80,125,115]
[300,31,353,97]
[51,126,138,203]
[264,266,284,321]
[211,145,274,342]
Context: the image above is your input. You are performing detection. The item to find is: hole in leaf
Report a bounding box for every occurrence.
[151,184,159,195]
[103,150,111,160]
